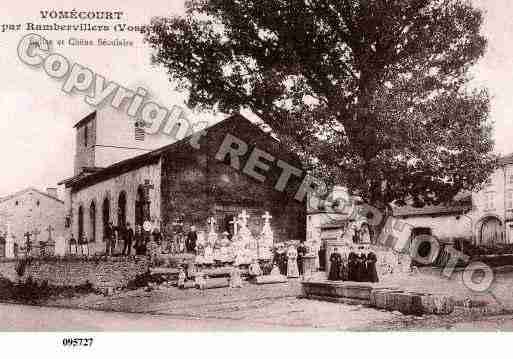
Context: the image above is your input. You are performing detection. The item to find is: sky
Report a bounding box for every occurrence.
[0,0,511,198]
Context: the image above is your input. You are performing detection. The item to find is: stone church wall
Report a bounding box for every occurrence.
[70,161,161,254]
[160,117,306,243]
[0,257,149,289]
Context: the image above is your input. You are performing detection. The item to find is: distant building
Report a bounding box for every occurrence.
[0,187,65,256]
[393,154,513,248]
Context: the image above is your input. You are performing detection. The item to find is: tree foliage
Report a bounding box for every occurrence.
[145,0,496,208]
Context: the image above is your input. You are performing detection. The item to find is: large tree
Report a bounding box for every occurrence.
[145,0,496,210]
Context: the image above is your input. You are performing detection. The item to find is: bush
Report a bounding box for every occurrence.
[0,276,96,304]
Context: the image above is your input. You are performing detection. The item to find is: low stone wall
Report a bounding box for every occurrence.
[0,257,149,290]
[301,280,455,315]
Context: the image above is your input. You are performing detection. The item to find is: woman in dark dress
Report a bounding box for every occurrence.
[365,246,379,283]
[328,248,342,281]
[347,247,357,281]
[354,246,366,282]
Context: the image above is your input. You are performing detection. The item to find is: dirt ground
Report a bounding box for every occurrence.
[41,267,513,330]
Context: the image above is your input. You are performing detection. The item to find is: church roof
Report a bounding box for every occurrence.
[60,114,302,191]
[73,111,96,129]
[0,187,63,204]
[392,203,471,218]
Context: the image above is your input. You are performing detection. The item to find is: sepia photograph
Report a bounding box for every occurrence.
[2,1,513,351]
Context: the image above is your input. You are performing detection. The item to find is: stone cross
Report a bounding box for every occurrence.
[238,210,250,227]
[229,216,238,235]
[46,225,54,242]
[207,217,216,232]
[262,211,273,223]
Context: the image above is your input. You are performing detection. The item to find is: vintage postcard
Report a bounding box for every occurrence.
[1,0,513,344]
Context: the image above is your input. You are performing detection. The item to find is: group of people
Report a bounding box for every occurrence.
[104,221,162,256]
[328,245,379,283]
[272,242,308,277]
[68,222,163,257]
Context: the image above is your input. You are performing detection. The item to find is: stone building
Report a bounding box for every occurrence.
[392,198,473,243]
[0,187,65,257]
[60,112,306,254]
[393,152,513,248]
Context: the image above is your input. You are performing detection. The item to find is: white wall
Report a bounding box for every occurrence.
[400,215,472,240]
[70,160,161,254]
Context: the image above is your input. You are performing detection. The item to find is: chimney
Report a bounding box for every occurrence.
[46,187,58,199]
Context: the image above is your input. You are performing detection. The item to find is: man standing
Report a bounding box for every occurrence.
[123,222,134,256]
[186,225,198,254]
[364,246,379,283]
[78,235,89,256]
[69,234,77,256]
[105,221,116,256]
[297,242,307,276]
[347,246,357,281]
[134,225,147,255]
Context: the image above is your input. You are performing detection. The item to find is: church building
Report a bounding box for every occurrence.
[59,109,306,254]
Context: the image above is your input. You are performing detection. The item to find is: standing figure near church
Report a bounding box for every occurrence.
[229,266,243,288]
[328,247,342,281]
[286,245,299,278]
[186,226,198,254]
[340,249,349,281]
[318,241,326,271]
[78,235,89,256]
[347,246,357,281]
[105,221,116,256]
[123,222,134,256]
[297,242,307,276]
[69,234,77,255]
[354,246,366,282]
[134,225,147,255]
[178,266,186,289]
[364,246,379,283]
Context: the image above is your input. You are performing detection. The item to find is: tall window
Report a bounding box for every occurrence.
[89,201,96,242]
[509,174,513,185]
[78,205,84,241]
[507,191,513,210]
[484,192,495,211]
[84,124,88,147]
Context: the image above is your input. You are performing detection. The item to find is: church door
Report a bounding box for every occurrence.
[480,217,502,246]
[118,192,127,229]
[102,197,110,240]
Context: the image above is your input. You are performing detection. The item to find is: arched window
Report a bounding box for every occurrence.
[102,197,110,241]
[118,191,127,229]
[78,205,84,242]
[135,186,145,227]
[90,201,96,242]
